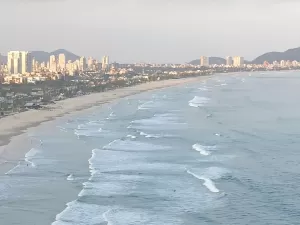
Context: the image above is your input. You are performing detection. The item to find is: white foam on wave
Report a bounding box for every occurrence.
[103,210,113,225]
[88,149,98,179]
[192,144,215,156]
[198,87,209,91]
[52,200,108,225]
[103,139,169,152]
[5,162,21,175]
[130,113,184,131]
[5,148,41,175]
[138,100,153,110]
[189,96,210,107]
[139,131,163,138]
[67,174,74,181]
[106,111,116,120]
[25,148,42,168]
[187,167,230,193]
[187,170,219,193]
[57,126,68,132]
[74,126,106,137]
[197,154,236,162]
[126,134,137,139]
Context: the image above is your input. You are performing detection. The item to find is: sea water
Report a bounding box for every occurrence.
[1,71,300,225]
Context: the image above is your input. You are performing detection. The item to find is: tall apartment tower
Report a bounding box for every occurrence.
[58,54,66,71]
[21,52,32,74]
[102,56,110,70]
[200,56,209,67]
[226,56,233,66]
[49,55,57,72]
[79,57,87,71]
[233,56,245,67]
[7,51,32,74]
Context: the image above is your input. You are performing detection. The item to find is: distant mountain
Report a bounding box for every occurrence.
[252,47,300,64]
[209,57,226,65]
[189,57,226,65]
[32,49,80,63]
[0,49,80,65]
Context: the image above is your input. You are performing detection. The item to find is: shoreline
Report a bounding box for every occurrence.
[0,76,210,174]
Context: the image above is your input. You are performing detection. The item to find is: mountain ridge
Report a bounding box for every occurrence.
[189,47,300,65]
[252,47,300,64]
[0,49,80,64]
[2,46,300,65]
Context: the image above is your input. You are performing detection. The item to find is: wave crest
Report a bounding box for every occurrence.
[189,96,210,107]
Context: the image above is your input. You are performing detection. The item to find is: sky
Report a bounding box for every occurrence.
[1,0,300,63]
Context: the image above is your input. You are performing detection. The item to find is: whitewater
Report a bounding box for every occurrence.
[1,71,300,225]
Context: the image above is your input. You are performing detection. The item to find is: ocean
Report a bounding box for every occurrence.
[1,71,300,225]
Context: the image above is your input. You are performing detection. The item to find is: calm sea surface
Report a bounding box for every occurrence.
[1,71,300,225]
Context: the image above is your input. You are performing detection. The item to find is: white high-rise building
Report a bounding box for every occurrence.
[50,55,57,72]
[226,56,233,66]
[280,60,286,67]
[79,57,87,71]
[58,54,66,71]
[7,51,19,74]
[21,52,32,74]
[102,56,109,70]
[233,56,244,67]
[88,57,94,70]
[200,56,209,67]
[7,51,32,74]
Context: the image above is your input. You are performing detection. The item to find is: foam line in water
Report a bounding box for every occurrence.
[187,170,219,193]
[103,210,113,225]
[139,131,160,138]
[24,148,41,168]
[52,200,108,225]
[88,149,98,178]
[198,87,208,91]
[189,96,210,108]
[67,174,74,181]
[5,162,21,175]
[138,100,153,110]
[192,144,211,156]
[126,134,137,139]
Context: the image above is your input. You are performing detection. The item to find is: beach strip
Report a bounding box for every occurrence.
[0,76,209,174]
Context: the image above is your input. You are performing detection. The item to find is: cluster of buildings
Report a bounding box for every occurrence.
[200,56,245,67]
[0,51,110,84]
[264,60,300,68]
[1,50,300,85]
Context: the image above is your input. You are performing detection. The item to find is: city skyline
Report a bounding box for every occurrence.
[1,0,300,63]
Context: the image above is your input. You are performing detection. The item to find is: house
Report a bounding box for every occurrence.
[23,103,41,109]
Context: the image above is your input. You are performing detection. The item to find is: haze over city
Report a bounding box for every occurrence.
[1,0,300,63]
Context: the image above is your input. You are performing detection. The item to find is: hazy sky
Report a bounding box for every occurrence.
[1,0,300,63]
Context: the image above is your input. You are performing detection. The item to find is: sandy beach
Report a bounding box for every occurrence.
[0,76,209,174]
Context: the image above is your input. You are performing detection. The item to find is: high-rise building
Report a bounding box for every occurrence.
[200,56,209,67]
[79,57,87,71]
[7,51,32,74]
[233,56,244,67]
[50,55,57,72]
[88,57,94,70]
[226,56,233,66]
[41,62,46,69]
[58,54,66,71]
[102,56,110,70]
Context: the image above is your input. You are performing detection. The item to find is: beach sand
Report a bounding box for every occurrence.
[0,76,208,174]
